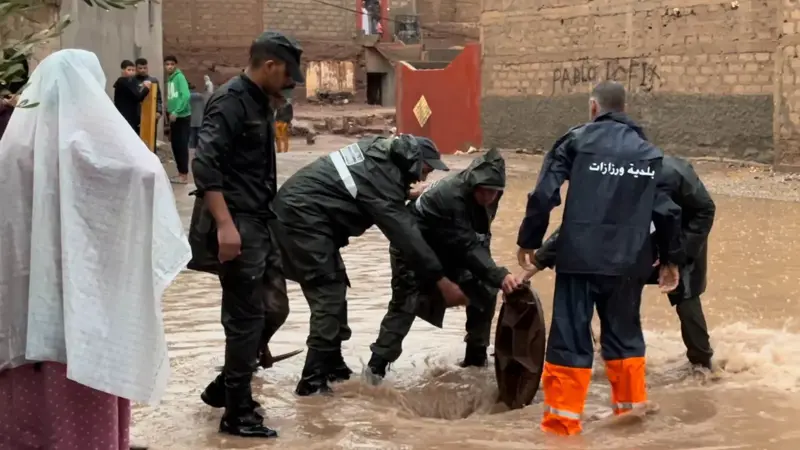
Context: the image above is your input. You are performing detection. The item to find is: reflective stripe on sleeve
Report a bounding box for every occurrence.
[329,149,358,198]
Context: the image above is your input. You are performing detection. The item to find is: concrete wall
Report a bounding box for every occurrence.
[365,48,397,106]
[59,0,164,98]
[162,0,363,98]
[481,0,779,163]
[2,0,163,133]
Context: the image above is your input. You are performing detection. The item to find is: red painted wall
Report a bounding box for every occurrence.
[395,43,482,155]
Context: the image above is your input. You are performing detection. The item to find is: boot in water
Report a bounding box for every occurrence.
[328,351,354,383]
[295,348,333,396]
[458,344,488,368]
[295,370,332,396]
[201,373,262,413]
[219,389,276,438]
[219,411,278,439]
[364,353,389,386]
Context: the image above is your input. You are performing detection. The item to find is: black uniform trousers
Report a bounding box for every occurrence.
[218,216,289,414]
[370,252,498,362]
[669,293,713,367]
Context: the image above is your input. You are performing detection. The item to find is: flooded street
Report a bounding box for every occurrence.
[134,136,800,449]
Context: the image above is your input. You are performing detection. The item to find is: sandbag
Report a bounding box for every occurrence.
[494,283,546,410]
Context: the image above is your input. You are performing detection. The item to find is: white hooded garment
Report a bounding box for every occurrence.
[0,49,191,404]
[203,74,214,94]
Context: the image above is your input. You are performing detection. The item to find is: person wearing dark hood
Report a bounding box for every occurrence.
[188,30,304,439]
[113,59,151,134]
[516,81,685,435]
[271,134,465,396]
[525,154,716,370]
[0,49,29,139]
[366,148,519,380]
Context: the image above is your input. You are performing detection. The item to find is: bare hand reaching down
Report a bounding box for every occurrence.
[437,277,468,307]
[658,263,680,293]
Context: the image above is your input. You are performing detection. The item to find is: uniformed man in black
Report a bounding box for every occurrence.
[367,149,519,380]
[271,135,466,396]
[516,81,685,434]
[528,154,716,370]
[187,31,303,439]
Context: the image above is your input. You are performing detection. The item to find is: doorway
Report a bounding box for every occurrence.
[367,72,384,105]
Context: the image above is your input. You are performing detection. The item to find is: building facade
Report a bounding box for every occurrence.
[162,0,363,99]
[481,0,800,166]
[4,0,163,98]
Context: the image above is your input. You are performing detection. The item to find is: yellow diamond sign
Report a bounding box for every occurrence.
[413,95,432,127]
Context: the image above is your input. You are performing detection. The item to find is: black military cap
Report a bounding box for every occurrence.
[251,31,304,84]
[416,136,449,171]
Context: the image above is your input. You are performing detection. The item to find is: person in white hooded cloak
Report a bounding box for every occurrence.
[0,49,191,449]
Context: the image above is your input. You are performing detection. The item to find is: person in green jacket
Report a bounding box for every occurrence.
[165,55,192,184]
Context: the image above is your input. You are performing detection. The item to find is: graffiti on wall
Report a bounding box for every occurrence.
[551,59,660,93]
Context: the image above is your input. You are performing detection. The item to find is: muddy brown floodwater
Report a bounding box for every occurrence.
[134,136,800,449]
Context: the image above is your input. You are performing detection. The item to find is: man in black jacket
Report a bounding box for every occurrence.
[367,149,519,380]
[271,134,467,396]
[187,31,304,439]
[527,155,716,369]
[134,58,164,121]
[113,60,151,133]
[516,81,685,435]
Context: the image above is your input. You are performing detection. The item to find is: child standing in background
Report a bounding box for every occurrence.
[164,55,191,184]
[274,93,293,153]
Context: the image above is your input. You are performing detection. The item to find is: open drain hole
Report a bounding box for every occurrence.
[395,380,499,420]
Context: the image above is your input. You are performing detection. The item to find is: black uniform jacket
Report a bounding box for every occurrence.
[271,135,445,285]
[187,74,276,274]
[408,148,510,288]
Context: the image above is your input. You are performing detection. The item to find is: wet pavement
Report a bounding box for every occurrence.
[134,136,800,449]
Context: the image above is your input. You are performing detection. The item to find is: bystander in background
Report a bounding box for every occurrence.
[274,91,293,153]
[189,83,208,152]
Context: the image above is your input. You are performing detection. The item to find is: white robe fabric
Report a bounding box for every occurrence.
[203,74,214,94]
[0,49,191,405]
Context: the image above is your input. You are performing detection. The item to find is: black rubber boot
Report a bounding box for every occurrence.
[692,359,713,370]
[295,348,333,396]
[200,373,227,408]
[219,387,277,439]
[458,344,488,368]
[219,412,278,438]
[364,353,389,386]
[201,373,262,412]
[327,351,353,383]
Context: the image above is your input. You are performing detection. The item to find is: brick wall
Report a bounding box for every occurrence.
[481,0,779,163]
[776,0,800,167]
[390,0,414,11]
[163,0,363,99]
[417,0,479,46]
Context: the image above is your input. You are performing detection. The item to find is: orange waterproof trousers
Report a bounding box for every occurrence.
[541,273,647,435]
[275,121,290,153]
